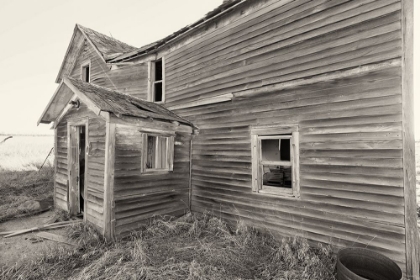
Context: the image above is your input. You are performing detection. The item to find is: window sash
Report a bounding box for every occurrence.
[141,133,174,174]
[251,129,299,197]
[81,61,91,83]
[149,59,165,103]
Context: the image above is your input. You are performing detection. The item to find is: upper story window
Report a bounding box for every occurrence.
[81,61,91,83]
[251,126,300,198]
[149,58,165,103]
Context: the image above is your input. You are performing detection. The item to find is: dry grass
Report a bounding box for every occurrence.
[1,213,336,280]
[0,166,54,222]
[0,135,54,171]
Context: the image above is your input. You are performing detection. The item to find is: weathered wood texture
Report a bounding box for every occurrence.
[157,0,409,273]
[401,0,419,278]
[70,37,148,99]
[55,103,106,231]
[113,124,191,236]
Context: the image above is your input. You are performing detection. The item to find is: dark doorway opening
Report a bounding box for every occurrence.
[78,126,86,216]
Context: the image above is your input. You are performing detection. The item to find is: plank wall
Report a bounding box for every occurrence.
[159,0,407,271]
[70,33,148,99]
[113,124,191,236]
[55,103,106,230]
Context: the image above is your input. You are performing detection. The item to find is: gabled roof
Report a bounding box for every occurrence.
[55,24,136,83]
[38,77,193,127]
[77,24,137,61]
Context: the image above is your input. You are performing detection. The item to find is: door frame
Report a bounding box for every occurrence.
[67,118,89,222]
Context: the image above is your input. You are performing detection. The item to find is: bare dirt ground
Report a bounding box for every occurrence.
[0,210,69,267]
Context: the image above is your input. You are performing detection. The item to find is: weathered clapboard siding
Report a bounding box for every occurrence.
[113,124,191,236]
[153,0,408,273]
[165,0,402,105]
[55,103,106,230]
[70,32,148,99]
[107,64,148,100]
[185,71,406,269]
[55,123,68,210]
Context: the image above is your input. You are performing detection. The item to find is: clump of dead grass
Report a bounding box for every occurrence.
[0,222,108,280]
[1,213,336,280]
[0,166,54,222]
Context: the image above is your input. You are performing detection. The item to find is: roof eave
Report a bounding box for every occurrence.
[55,25,79,84]
[109,0,246,63]
[37,81,65,125]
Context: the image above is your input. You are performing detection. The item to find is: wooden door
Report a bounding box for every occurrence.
[68,126,80,215]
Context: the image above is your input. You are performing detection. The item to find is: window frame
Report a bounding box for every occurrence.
[81,60,91,83]
[141,132,174,174]
[251,126,300,198]
[148,58,165,104]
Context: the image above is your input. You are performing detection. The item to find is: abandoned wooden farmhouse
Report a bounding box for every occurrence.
[38,0,418,277]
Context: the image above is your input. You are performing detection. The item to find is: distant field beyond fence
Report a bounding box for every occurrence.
[0,135,54,171]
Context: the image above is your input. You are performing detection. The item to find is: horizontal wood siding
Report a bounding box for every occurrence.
[113,124,191,236]
[56,103,106,230]
[160,0,406,271]
[71,38,148,99]
[55,122,68,210]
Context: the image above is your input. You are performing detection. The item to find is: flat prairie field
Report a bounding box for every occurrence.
[0,135,54,171]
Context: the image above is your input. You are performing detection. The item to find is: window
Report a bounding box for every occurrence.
[251,126,300,197]
[149,58,165,103]
[141,133,174,173]
[81,61,90,83]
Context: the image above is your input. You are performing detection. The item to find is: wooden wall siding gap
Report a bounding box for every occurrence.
[192,85,401,122]
[177,71,401,117]
[173,60,401,109]
[167,93,233,110]
[195,98,402,129]
[171,52,401,107]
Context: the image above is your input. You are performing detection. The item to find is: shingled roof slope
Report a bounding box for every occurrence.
[66,77,193,126]
[77,24,137,61]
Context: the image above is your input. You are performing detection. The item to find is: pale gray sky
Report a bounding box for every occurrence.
[0,0,419,138]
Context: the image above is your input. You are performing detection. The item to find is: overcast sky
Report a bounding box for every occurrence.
[0,0,419,139]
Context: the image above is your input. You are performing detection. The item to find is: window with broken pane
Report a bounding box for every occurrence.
[261,137,292,190]
[143,133,174,173]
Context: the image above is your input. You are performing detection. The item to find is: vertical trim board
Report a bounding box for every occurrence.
[401,0,418,278]
[104,117,116,240]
